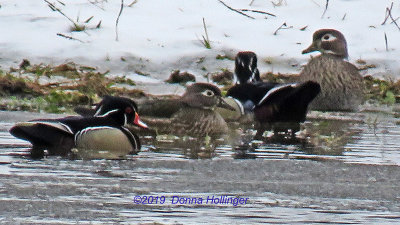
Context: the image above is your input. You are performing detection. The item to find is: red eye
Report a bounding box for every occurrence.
[125,107,133,114]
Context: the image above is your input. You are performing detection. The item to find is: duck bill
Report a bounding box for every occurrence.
[302,44,318,54]
[218,97,236,111]
[134,113,148,129]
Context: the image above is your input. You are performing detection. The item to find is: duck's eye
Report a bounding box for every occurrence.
[125,107,133,114]
[202,90,215,97]
[322,34,336,41]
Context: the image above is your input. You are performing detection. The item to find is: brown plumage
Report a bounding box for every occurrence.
[299,29,364,111]
[141,83,232,138]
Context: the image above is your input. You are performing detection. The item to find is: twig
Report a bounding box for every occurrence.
[115,0,124,41]
[273,22,292,35]
[310,0,320,7]
[218,0,255,19]
[384,32,389,51]
[88,0,105,11]
[57,0,65,6]
[390,17,400,24]
[321,0,329,18]
[44,0,78,27]
[128,0,138,7]
[57,33,85,43]
[388,9,400,31]
[382,2,400,31]
[381,2,393,25]
[300,25,308,31]
[96,20,102,29]
[342,13,346,21]
[239,9,276,17]
[249,0,255,6]
[84,16,94,23]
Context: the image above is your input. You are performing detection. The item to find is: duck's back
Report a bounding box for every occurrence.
[299,54,364,111]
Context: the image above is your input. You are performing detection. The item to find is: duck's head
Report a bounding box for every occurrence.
[93,95,148,128]
[234,51,260,84]
[181,83,235,110]
[302,29,348,59]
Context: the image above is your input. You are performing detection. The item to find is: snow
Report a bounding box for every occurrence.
[1,0,400,88]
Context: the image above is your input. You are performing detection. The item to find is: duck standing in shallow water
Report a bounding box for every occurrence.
[224,51,321,137]
[299,29,364,111]
[10,96,148,159]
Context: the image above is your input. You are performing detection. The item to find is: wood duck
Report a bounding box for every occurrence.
[10,96,148,159]
[299,29,364,111]
[224,51,321,137]
[76,83,234,138]
[234,51,260,84]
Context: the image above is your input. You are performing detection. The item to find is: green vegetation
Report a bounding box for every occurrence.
[364,75,400,105]
[200,18,211,49]
[0,60,143,113]
[216,54,234,60]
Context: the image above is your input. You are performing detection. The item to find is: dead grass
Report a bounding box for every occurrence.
[1,60,144,113]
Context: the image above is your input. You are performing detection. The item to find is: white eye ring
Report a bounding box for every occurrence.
[322,33,336,41]
[202,90,214,97]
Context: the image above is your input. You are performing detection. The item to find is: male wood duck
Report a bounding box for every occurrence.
[234,51,260,84]
[76,83,234,138]
[299,29,364,111]
[10,96,148,159]
[222,51,321,137]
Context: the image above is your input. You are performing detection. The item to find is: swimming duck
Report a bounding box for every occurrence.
[10,96,147,158]
[299,29,364,111]
[224,51,321,136]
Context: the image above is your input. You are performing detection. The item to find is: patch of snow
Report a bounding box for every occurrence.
[0,0,400,87]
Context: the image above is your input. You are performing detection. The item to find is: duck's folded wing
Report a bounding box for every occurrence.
[257,81,320,106]
[10,121,74,146]
[137,98,182,118]
[254,81,321,123]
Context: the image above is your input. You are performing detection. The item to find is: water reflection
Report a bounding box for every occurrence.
[1,111,400,224]
[301,119,363,155]
[2,110,400,165]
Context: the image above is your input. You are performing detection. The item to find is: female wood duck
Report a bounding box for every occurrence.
[77,83,235,138]
[299,29,364,111]
[10,96,148,159]
[223,51,321,137]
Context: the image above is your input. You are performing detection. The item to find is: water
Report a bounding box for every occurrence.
[1,110,400,224]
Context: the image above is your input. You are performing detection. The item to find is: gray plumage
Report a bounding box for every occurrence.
[299,29,364,111]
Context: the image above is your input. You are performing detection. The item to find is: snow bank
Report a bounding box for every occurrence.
[0,0,399,85]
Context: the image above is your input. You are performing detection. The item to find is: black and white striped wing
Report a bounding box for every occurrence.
[257,83,299,106]
[10,120,74,145]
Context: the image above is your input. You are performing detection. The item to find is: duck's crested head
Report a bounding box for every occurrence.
[181,83,234,110]
[234,51,260,84]
[302,29,348,59]
[94,95,148,128]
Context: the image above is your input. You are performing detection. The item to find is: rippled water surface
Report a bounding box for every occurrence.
[1,111,400,224]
